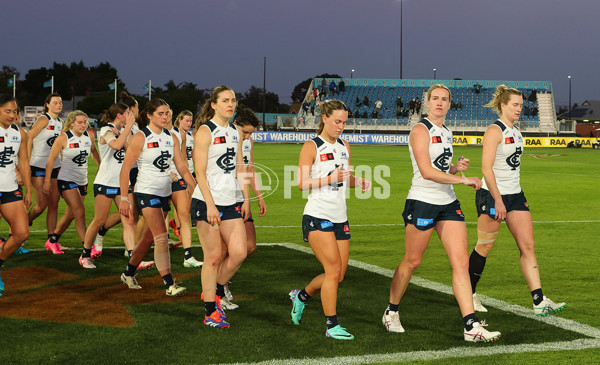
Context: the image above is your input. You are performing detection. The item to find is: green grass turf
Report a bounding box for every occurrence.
[1,143,599,364]
[0,246,588,364]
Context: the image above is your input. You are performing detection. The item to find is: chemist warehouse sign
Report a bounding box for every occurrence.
[452,136,599,148]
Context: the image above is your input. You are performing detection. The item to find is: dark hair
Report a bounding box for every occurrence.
[233,104,260,128]
[137,98,169,129]
[43,93,61,113]
[118,91,138,109]
[0,94,17,108]
[194,85,234,131]
[100,102,129,124]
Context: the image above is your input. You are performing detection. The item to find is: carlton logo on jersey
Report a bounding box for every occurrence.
[433,147,452,172]
[506,146,522,170]
[320,153,334,161]
[186,146,193,160]
[114,148,125,163]
[153,150,172,172]
[72,150,89,167]
[46,135,58,147]
[214,136,226,144]
[0,146,15,168]
[216,147,236,173]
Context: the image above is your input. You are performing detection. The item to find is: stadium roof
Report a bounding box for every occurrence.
[558,100,600,122]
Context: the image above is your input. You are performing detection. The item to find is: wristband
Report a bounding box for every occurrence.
[120,196,129,202]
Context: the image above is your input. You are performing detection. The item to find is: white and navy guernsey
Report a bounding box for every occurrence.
[134,127,175,197]
[184,128,194,173]
[0,124,22,192]
[57,130,92,185]
[406,118,457,205]
[235,138,253,203]
[303,136,350,223]
[192,120,240,206]
[30,113,62,169]
[482,119,523,195]
[168,126,184,179]
[94,123,125,188]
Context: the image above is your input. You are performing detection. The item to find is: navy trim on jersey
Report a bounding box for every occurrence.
[10,124,18,131]
[336,138,345,146]
[163,128,171,136]
[313,136,324,148]
[229,122,235,129]
[142,127,152,137]
[420,119,433,130]
[205,121,217,132]
[172,126,179,133]
[494,120,506,131]
[66,130,73,139]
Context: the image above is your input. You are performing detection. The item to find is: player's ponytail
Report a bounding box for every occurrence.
[484,85,522,116]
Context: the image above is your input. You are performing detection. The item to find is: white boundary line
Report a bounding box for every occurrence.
[229,242,600,365]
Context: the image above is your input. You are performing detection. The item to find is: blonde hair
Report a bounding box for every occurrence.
[317,99,348,134]
[174,110,193,128]
[426,84,451,101]
[484,85,522,116]
[63,110,88,131]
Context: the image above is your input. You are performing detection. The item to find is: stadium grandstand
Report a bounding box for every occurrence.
[275,78,575,136]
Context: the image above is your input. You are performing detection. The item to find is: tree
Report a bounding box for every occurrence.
[0,66,20,95]
[291,73,341,102]
[238,85,282,113]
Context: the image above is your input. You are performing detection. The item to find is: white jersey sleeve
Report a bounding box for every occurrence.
[0,124,23,192]
[302,136,350,223]
[481,120,523,195]
[57,130,92,185]
[406,118,457,205]
[191,120,241,206]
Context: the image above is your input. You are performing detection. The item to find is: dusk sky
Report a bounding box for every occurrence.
[4,0,598,108]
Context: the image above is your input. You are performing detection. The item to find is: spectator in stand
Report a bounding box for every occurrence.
[396,97,403,108]
[361,110,368,119]
[375,99,383,113]
[528,90,537,103]
[338,80,345,92]
[415,98,421,115]
[310,99,316,116]
[302,101,309,116]
[409,98,416,115]
[313,88,319,101]
[363,96,370,107]
[523,104,530,116]
[474,82,482,94]
[372,109,379,119]
[355,96,362,109]
[329,81,338,96]
[531,106,538,117]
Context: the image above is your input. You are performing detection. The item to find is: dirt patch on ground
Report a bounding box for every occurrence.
[1,267,201,327]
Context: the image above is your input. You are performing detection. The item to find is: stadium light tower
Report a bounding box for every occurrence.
[398,0,403,79]
[351,69,355,79]
[433,68,437,80]
[568,75,572,120]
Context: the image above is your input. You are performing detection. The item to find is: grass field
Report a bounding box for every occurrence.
[1,143,599,364]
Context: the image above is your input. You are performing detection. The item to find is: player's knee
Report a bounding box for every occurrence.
[519,241,536,256]
[475,229,498,256]
[12,227,29,242]
[404,256,422,272]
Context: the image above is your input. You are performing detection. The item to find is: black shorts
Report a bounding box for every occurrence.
[31,166,60,178]
[93,184,130,198]
[190,198,242,223]
[476,189,529,217]
[302,215,350,242]
[129,167,139,188]
[402,199,465,231]
[0,188,24,204]
[57,180,88,196]
[235,202,254,223]
[171,178,188,192]
[134,192,171,212]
